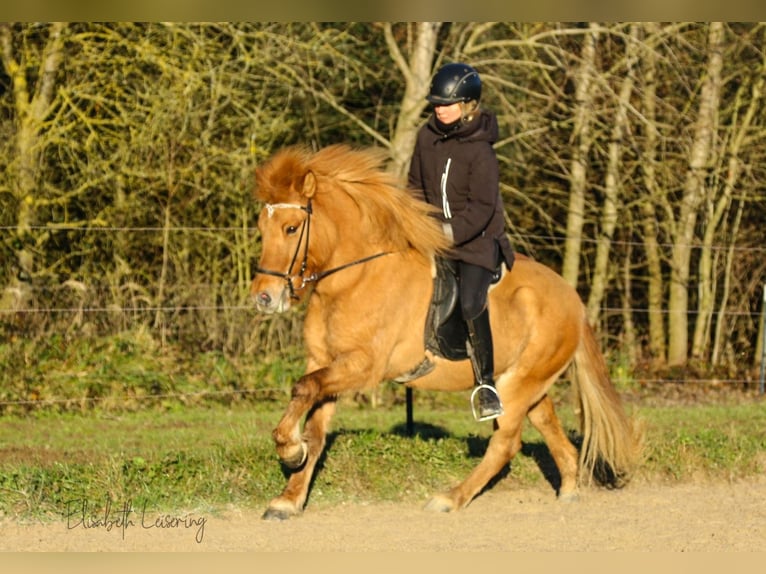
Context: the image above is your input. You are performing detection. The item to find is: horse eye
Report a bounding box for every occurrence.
[285,225,298,235]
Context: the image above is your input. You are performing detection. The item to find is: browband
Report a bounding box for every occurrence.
[264,203,307,218]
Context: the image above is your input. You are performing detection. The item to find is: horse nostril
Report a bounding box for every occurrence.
[257,292,272,306]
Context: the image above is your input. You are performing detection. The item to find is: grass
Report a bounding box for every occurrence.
[1,389,764,522]
[638,401,766,481]
[0,330,306,415]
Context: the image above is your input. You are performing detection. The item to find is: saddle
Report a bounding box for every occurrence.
[424,258,469,362]
[394,257,501,383]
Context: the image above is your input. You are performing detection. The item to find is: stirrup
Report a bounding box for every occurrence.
[470,384,504,422]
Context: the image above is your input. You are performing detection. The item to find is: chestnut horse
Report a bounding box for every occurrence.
[250,144,641,520]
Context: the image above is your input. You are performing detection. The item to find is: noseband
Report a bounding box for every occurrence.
[254,198,390,300]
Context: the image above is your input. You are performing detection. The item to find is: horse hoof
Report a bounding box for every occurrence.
[262,506,299,521]
[558,491,580,503]
[423,495,455,513]
[280,441,308,469]
[261,508,291,521]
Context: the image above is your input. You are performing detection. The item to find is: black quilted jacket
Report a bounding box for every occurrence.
[407,109,515,272]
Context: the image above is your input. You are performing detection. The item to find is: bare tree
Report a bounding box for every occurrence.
[0,22,67,314]
[637,22,667,366]
[585,24,639,325]
[384,22,443,181]
[694,27,765,363]
[667,22,724,366]
[561,23,599,289]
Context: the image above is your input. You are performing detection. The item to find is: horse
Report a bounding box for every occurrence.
[250,143,642,520]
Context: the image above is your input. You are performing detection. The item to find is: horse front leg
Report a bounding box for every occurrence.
[263,394,337,521]
[270,371,324,469]
[264,354,374,520]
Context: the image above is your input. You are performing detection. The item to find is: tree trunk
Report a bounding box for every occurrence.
[561,23,598,289]
[667,22,724,366]
[385,22,442,182]
[639,22,667,366]
[0,23,66,312]
[693,41,764,361]
[586,24,638,325]
[621,219,637,367]
[711,198,744,365]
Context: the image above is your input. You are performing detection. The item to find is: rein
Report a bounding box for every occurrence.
[254,198,390,300]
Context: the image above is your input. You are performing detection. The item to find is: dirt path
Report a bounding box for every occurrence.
[2,479,764,552]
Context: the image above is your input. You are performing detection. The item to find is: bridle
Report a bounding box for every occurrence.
[254,198,390,300]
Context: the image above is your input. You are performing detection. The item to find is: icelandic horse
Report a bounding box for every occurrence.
[250,144,641,520]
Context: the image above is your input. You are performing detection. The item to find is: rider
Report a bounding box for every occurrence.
[407,62,515,421]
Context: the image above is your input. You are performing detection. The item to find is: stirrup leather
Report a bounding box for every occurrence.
[470,384,504,422]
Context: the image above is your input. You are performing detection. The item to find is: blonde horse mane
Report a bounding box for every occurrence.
[255,144,451,260]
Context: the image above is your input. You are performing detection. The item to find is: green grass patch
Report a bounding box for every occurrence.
[1,396,764,522]
[637,401,766,481]
[0,404,283,519]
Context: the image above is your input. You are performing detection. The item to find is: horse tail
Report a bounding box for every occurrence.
[570,318,644,487]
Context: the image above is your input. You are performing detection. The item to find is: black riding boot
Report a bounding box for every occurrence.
[466,308,504,421]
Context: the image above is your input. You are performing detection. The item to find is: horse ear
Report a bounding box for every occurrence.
[302,170,317,198]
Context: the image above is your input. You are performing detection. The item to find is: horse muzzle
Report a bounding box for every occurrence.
[251,285,292,314]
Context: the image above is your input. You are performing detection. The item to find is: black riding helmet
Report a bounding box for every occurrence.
[426,63,482,105]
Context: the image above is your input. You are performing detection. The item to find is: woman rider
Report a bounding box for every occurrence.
[407,62,515,421]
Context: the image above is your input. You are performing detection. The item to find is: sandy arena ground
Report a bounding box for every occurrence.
[2,479,764,552]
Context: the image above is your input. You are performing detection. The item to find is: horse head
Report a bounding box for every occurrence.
[249,144,451,314]
[250,147,319,313]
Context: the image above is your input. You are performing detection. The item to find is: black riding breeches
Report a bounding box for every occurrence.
[457,261,494,321]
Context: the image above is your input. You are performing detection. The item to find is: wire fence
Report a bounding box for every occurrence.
[0,388,271,409]
[1,294,763,412]
[4,223,766,252]
[0,375,759,412]
[2,224,765,412]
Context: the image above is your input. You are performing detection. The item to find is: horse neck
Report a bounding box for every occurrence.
[309,208,431,296]
[312,195,385,262]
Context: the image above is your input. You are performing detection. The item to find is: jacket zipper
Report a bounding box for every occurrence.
[440,157,452,219]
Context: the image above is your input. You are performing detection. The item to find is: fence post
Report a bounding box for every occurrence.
[760,283,766,395]
[406,387,414,436]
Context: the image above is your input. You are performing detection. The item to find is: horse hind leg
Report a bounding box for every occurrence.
[526,394,580,501]
[425,416,523,513]
[424,373,525,513]
[263,398,337,520]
